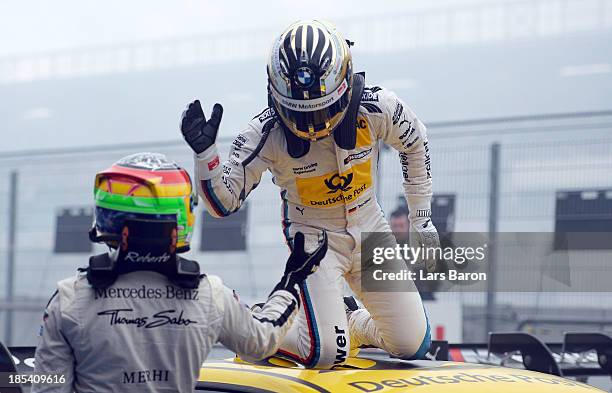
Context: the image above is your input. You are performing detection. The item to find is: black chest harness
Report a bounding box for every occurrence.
[83,219,203,290]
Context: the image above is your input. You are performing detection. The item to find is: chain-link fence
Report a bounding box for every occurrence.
[1,110,612,345]
[378,111,612,341]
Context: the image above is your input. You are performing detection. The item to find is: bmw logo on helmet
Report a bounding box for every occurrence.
[295,67,315,87]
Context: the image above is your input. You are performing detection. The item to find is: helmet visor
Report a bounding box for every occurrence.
[270,79,352,141]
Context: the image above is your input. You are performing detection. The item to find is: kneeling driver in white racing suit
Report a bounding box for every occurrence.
[32,153,326,392]
[181,20,438,369]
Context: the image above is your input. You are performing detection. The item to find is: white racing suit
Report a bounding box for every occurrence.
[32,270,297,392]
[196,86,432,368]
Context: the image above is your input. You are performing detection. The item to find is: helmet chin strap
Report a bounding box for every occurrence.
[333,72,365,150]
[273,72,366,159]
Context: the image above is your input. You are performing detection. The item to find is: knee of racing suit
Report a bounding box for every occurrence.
[384,310,431,360]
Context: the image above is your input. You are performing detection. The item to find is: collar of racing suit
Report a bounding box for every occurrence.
[278,72,366,158]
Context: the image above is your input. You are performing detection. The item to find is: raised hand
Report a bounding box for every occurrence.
[180,100,223,154]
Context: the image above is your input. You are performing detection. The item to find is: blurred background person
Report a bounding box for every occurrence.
[389,208,411,240]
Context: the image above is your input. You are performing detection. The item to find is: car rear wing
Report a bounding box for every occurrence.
[429,332,612,380]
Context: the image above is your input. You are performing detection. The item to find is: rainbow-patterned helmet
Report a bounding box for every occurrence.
[92,152,196,251]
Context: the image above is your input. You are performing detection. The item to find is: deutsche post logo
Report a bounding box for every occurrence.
[324,173,353,193]
[295,160,372,208]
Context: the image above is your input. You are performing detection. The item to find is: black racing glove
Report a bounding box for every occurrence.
[180,100,223,154]
[272,231,328,302]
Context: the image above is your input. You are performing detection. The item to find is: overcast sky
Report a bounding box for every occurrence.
[0,0,514,56]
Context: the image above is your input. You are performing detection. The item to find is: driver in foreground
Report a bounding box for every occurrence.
[32,153,326,393]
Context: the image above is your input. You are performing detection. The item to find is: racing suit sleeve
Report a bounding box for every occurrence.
[209,276,298,361]
[31,292,74,393]
[378,89,433,222]
[195,122,272,218]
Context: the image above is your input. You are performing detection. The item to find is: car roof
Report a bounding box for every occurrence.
[196,351,604,393]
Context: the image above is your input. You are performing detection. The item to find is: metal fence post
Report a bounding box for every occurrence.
[5,170,17,345]
[486,143,500,339]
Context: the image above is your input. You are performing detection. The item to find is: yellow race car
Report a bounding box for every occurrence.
[196,352,603,392]
[3,332,609,392]
[194,332,611,392]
